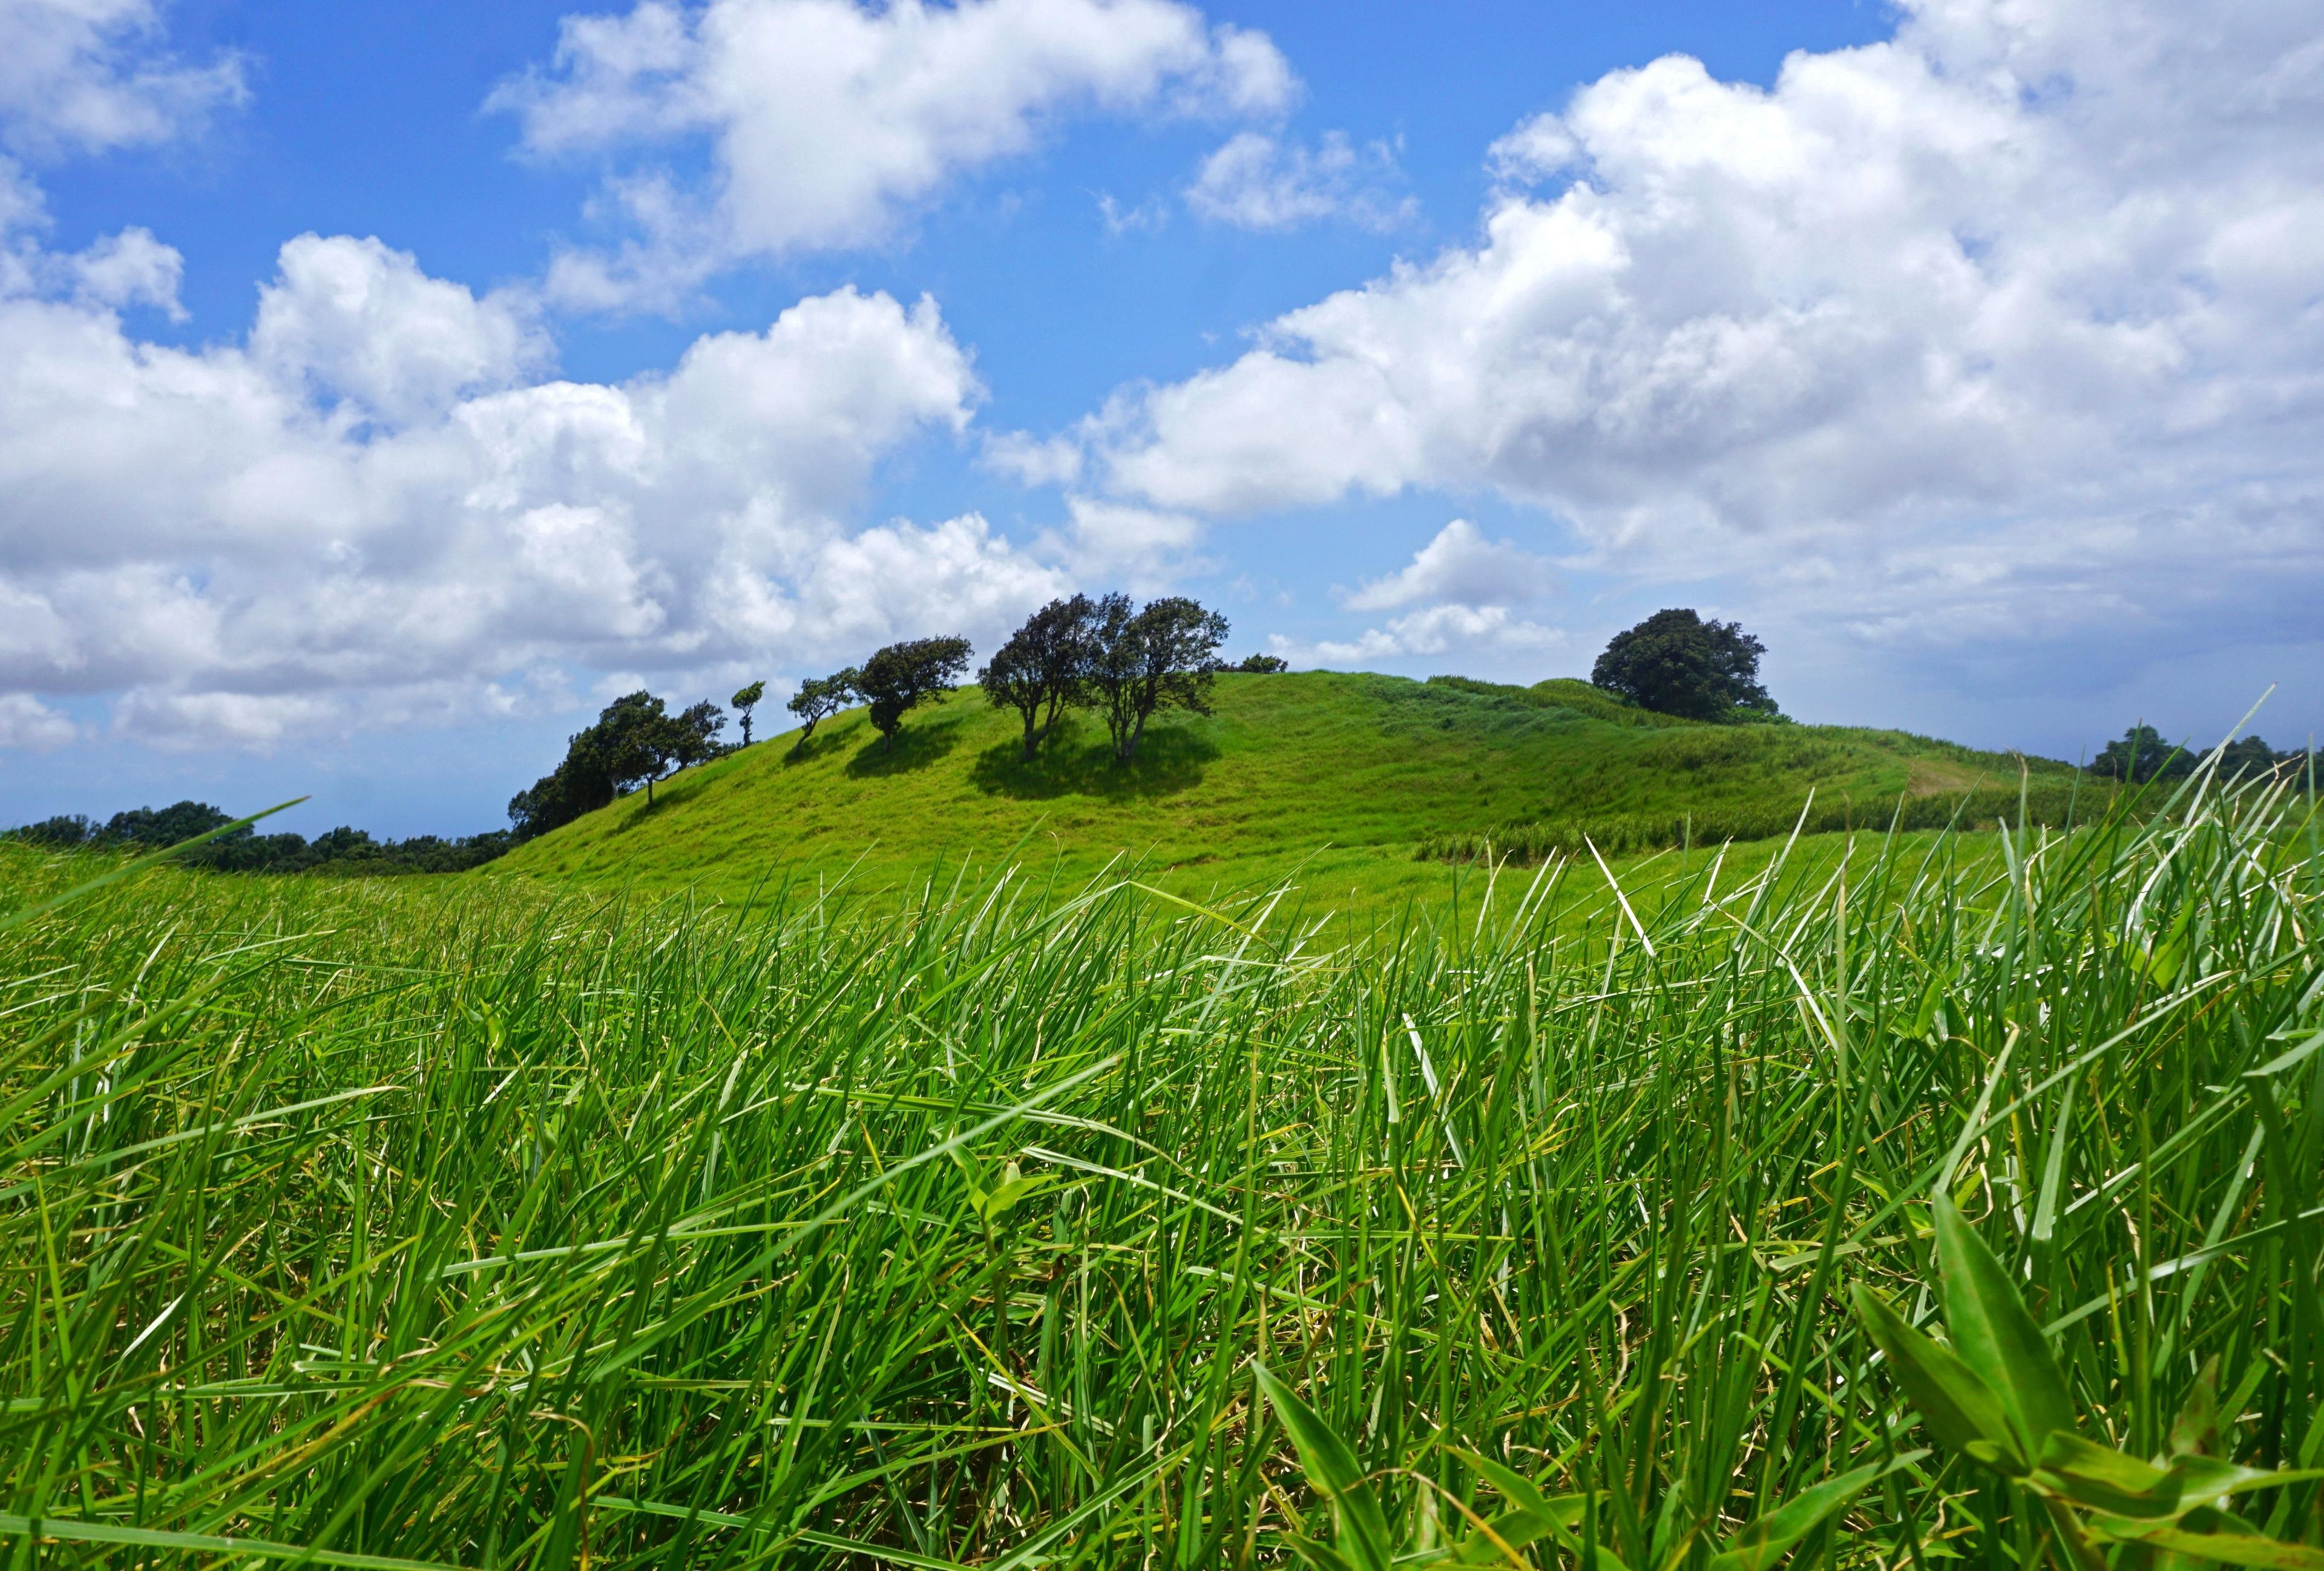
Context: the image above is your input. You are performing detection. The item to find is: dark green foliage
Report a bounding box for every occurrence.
[858,636,971,752]
[2090,724,2195,783]
[1087,593,1229,762]
[509,687,728,835]
[2092,726,2313,783]
[786,667,859,756]
[1591,607,1782,722]
[979,595,1096,760]
[5,801,510,874]
[730,680,766,747]
[1211,652,1289,674]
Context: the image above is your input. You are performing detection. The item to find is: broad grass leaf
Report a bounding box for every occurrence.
[2093,1517,2324,1570]
[1934,1194,2075,1453]
[2171,1357,2225,1459]
[1255,1362,1395,1571]
[1454,1451,1615,1571]
[1851,1284,2023,1469]
[1709,1456,1903,1571]
[2034,1431,2179,1518]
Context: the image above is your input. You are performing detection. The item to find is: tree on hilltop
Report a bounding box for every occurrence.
[730,680,765,747]
[1087,594,1229,763]
[507,689,726,836]
[858,637,971,752]
[1590,609,1781,723]
[980,595,1096,761]
[786,668,858,756]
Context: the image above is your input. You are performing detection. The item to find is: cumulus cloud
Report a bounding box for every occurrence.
[492,0,1298,307]
[1078,0,2324,678]
[0,0,244,157]
[251,235,546,425]
[1341,519,1554,611]
[0,691,74,749]
[0,234,1069,749]
[1296,604,1567,666]
[1184,130,1411,231]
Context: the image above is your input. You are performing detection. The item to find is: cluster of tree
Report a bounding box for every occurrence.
[508,689,727,842]
[2088,725,2318,784]
[771,635,978,758]
[1590,608,1784,723]
[7,801,513,874]
[980,594,1232,762]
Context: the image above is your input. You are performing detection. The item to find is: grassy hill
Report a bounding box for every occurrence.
[491,670,2082,902]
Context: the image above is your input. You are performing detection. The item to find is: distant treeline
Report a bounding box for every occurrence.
[6,801,513,876]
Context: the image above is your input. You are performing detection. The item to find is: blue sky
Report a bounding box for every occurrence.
[1,0,2319,837]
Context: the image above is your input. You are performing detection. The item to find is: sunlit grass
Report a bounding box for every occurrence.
[2,764,2320,1567]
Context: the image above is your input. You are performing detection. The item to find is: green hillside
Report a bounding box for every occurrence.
[492,670,2079,900]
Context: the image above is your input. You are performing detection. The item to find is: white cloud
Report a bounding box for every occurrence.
[0,0,243,156]
[1184,130,1410,231]
[492,0,1297,306]
[0,231,1071,749]
[1342,519,1553,611]
[67,223,180,313]
[1079,0,2324,678]
[0,691,74,749]
[1039,494,1207,590]
[252,235,546,425]
[1295,603,1567,666]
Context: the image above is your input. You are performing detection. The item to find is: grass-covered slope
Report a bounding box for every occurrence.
[493,670,2076,896]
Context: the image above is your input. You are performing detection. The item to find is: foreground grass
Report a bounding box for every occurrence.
[2,771,2321,1568]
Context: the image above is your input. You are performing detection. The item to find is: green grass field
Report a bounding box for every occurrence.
[4,756,2322,1569]
[488,672,2081,911]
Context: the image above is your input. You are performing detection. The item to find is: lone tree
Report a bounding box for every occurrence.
[1590,608,1780,722]
[1087,594,1229,763]
[730,680,766,747]
[980,595,1095,761]
[857,637,971,752]
[786,668,858,756]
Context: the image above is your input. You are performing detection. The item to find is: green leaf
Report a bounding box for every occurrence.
[0,1515,456,1570]
[2034,1431,2181,1518]
[1710,1457,1905,1571]
[1934,1194,2075,1454]
[2092,1517,2324,1569]
[1851,1284,2024,1470]
[971,1160,1057,1224]
[1281,1533,1361,1571]
[2171,1357,2225,1460]
[1255,1362,1396,1571]
[1452,1454,1623,1571]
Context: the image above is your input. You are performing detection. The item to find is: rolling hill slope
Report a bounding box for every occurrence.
[490,671,2081,901]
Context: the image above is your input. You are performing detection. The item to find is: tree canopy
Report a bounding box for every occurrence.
[785,669,858,756]
[1086,594,1229,763]
[858,638,971,752]
[979,595,1096,761]
[508,689,727,837]
[730,680,766,747]
[1590,608,1781,723]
